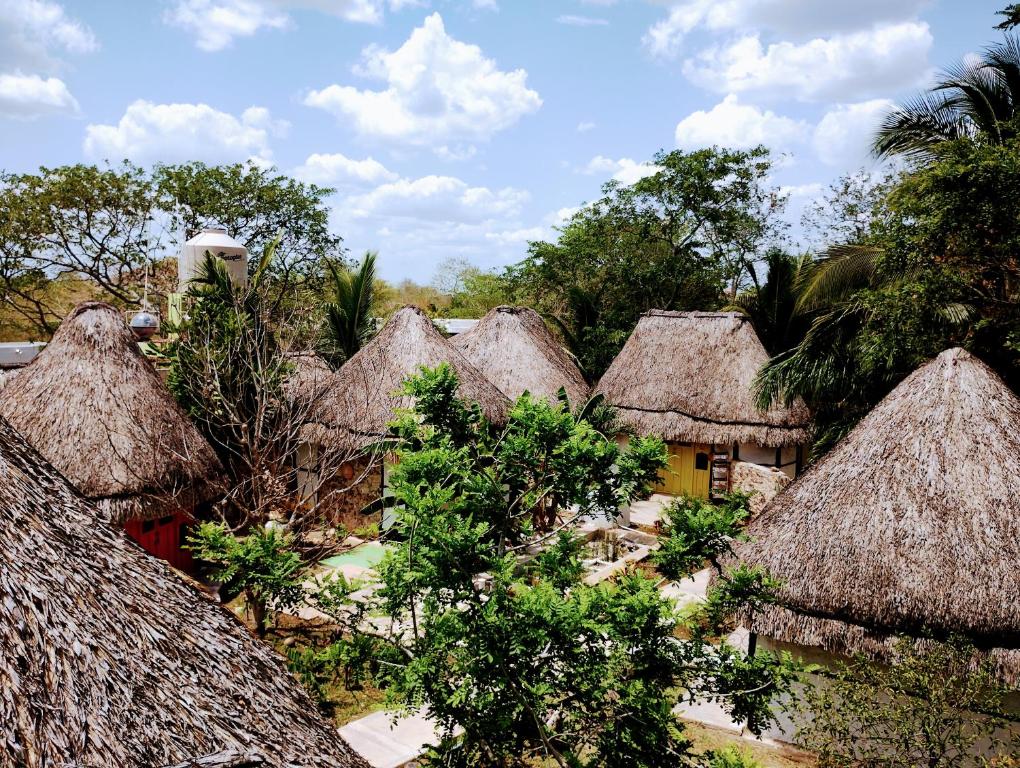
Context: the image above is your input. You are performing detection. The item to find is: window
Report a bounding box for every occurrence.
[695,452,709,471]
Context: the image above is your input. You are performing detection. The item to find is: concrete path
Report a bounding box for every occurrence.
[339,709,446,768]
[626,493,673,529]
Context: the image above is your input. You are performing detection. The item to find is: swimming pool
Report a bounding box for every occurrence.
[320,541,391,571]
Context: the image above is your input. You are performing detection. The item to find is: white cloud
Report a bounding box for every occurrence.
[83,100,287,164]
[472,0,498,9]
[292,152,398,185]
[576,121,595,132]
[304,13,541,147]
[557,15,609,27]
[0,72,77,118]
[164,0,289,51]
[642,0,929,58]
[345,174,528,224]
[674,94,809,150]
[813,98,894,166]
[0,0,97,69]
[164,0,426,50]
[682,22,932,102]
[581,156,662,185]
[0,0,95,118]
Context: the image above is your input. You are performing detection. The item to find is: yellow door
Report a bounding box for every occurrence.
[654,443,712,498]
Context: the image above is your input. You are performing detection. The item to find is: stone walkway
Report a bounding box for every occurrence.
[339,710,447,768]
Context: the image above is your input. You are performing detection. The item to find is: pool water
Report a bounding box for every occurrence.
[321,541,391,570]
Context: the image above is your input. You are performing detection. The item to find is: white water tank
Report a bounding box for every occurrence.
[178,227,248,291]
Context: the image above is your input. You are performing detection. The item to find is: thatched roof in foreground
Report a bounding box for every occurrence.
[593,311,810,446]
[450,306,590,405]
[303,306,511,449]
[0,302,223,523]
[735,348,1020,682]
[0,416,367,768]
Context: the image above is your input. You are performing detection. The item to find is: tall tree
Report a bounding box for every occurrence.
[507,147,786,378]
[302,366,795,767]
[874,37,1020,159]
[0,163,162,336]
[321,250,379,367]
[728,248,814,356]
[168,239,358,536]
[154,161,343,290]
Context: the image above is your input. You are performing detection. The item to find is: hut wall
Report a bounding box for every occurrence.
[730,461,791,514]
[123,511,195,572]
[317,456,384,534]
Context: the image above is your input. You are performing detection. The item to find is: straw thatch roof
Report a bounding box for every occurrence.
[0,302,223,523]
[303,306,511,449]
[450,306,590,405]
[593,311,810,446]
[734,348,1020,682]
[0,415,368,768]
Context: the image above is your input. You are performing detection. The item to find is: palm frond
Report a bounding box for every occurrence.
[872,93,973,159]
[796,246,882,313]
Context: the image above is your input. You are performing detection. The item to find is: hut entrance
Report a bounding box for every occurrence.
[124,511,194,572]
[654,443,711,498]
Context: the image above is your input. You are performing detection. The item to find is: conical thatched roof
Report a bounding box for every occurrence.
[593,311,810,446]
[450,306,590,405]
[303,306,511,449]
[0,416,367,768]
[0,302,223,523]
[735,348,1020,682]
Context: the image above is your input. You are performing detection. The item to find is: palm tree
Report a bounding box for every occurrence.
[321,250,378,367]
[727,248,815,356]
[998,4,1020,30]
[874,37,1020,159]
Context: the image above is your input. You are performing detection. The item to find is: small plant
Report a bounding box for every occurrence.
[187,521,304,636]
[654,492,752,580]
[706,746,762,768]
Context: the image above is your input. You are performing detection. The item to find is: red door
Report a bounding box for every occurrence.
[123,511,195,573]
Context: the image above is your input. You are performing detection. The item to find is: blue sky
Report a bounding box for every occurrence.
[0,0,1007,281]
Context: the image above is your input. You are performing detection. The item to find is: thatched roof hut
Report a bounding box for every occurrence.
[593,311,810,446]
[0,415,367,767]
[450,306,590,405]
[735,348,1020,682]
[303,306,511,449]
[0,302,222,524]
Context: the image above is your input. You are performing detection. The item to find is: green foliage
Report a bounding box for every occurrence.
[0,160,342,338]
[655,493,752,580]
[705,746,762,768]
[758,136,1020,453]
[154,160,343,287]
[797,638,1020,767]
[431,257,509,318]
[873,37,1020,160]
[188,521,303,636]
[321,250,379,367]
[506,147,786,379]
[727,248,814,356]
[333,366,794,767]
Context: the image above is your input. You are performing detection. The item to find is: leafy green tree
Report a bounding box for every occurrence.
[321,250,379,367]
[307,365,794,767]
[154,160,343,289]
[727,249,814,356]
[874,37,1020,160]
[168,239,358,534]
[757,135,1020,452]
[188,521,303,637]
[431,257,508,318]
[797,638,1020,767]
[0,163,161,335]
[507,147,786,378]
